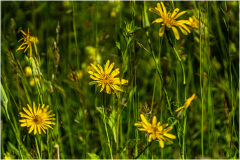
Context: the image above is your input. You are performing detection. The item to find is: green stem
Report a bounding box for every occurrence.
[166,29,187,159]
[103,93,113,159]
[134,141,153,159]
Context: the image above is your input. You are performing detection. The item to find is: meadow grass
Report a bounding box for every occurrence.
[1,1,239,159]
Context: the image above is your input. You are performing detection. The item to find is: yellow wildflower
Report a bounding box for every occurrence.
[88,60,128,94]
[175,94,196,112]
[29,77,39,86]
[134,114,176,148]
[189,16,199,29]
[68,70,83,81]
[19,102,55,135]
[149,2,191,40]
[16,28,39,53]
[25,66,32,76]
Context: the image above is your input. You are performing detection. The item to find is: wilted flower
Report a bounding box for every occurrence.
[16,28,39,53]
[19,102,55,135]
[88,60,128,94]
[149,2,191,40]
[134,114,176,148]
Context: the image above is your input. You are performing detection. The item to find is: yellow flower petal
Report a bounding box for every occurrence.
[91,63,101,74]
[172,26,180,40]
[152,116,157,126]
[104,60,110,73]
[140,114,150,126]
[156,3,163,16]
[171,8,180,18]
[163,133,176,139]
[184,93,196,109]
[160,2,166,15]
[100,84,105,92]
[173,11,186,19]
[159,139,164,148]
[159,26,165,37]
[148,134,153,142]
[152,18,163,24]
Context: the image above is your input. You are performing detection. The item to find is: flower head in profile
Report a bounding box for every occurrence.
[16,28,39,53]
[149,2,191,40]
[134,114,176,148]
[19,102,55,135]
[189,16,199,29]
[88,60,128,94]
[175,94,196,120]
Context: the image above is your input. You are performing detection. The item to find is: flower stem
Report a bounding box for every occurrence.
[166,31,187,159]
[134,141,153,159]
[103,93,113,159]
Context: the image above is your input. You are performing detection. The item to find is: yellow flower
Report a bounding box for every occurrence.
[175,94,196,112]
[29,77,39,86]
[134,114,176,148]
[68,70,83,81]
[19,102,55,135]
[25,66,32,76]
[189,16,199,29]
[88,60,128,94]
[149,2,191,40]
[16,28,39,53]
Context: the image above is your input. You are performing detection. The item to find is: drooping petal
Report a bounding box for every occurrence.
[159,26,165,37]
[100,84,105,92]
[148,134,153,142]
[106,85,111,94]
[159,139,164,148]
[179,26,188,35]
[111,85,124,92]
[172,26,180,40]
[28,125,34,134]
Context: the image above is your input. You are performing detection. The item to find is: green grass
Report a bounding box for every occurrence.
[1,1,239,159]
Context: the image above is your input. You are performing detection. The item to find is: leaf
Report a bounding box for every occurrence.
[1,83,10,120]
[87,152,100,159]
[108,110,117,143]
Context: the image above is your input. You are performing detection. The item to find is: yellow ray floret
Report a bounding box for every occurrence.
[88,60,128,94]
[19,102,55,135]
[175,93,196,112]
[134,114,176,148]
[149,2,191,40]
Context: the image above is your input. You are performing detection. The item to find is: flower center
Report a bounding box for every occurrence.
[33,115,42,124]
[101,74,112,85]
[163,13,176,29]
